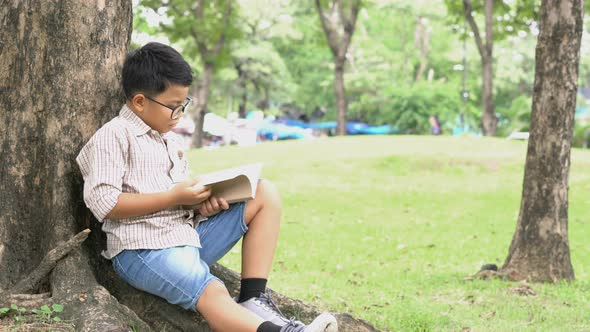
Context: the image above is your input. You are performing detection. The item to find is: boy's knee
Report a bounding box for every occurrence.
[257,179,281,208]
[196,279,229,310]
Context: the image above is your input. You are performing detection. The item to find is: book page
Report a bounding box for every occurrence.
[199,163,263,188]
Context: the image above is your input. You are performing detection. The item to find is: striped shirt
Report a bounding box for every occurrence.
[76,104,201,259]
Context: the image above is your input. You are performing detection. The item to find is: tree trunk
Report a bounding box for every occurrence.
[259,86,270,111]
[414,16,430,82]
[0,1,150,330]
[314,0,360,137]
[481,55,497,135]
[239,86,248,118]
[239,90,248,118]
[500,0,583,282]
[334,60,348,135]
[191,62,214,148]
[236,62,248,118]
[463,0,497,136]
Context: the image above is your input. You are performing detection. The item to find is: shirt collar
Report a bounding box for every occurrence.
[120,104,152,136]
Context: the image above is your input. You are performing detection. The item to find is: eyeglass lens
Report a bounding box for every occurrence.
[172,106,183,120]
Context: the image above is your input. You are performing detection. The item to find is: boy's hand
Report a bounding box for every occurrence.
[170,179,211,206]
[198,197,229,217]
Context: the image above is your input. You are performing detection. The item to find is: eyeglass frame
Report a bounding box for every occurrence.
[144,95,193,120]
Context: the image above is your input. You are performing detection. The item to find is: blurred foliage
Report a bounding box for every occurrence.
[444,0,540,42]
[133,0,590,140]
[573,123,590,148]
[140,0,241,72]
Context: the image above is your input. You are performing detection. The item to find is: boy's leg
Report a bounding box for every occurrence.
[196,280,263,331]
[242,179,282,279]
[112,246,265,331]
[197,179,281,283]
[197,281,338,332]
[196,180,338,331]
[238,180,287,322]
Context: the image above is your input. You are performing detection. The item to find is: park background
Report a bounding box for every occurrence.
[131,0,590,331]
[0,0,588,331]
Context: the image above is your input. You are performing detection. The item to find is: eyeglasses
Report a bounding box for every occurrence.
[145,96,192,120]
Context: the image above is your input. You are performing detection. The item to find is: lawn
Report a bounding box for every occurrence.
[187,136,590,332]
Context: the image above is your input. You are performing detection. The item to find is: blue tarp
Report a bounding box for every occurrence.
[258,122,308,140]
[280,119,392,135]
[345,122,392,135]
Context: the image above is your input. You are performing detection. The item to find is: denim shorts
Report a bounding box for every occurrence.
[112,202,248,311]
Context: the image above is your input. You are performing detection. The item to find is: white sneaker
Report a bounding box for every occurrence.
[280,313,338,332]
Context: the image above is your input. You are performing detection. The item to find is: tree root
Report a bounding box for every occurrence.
[1,229,90,296]
[0,229,151,331]
[0,286,150,332]
[1,228,380,331]
[100,263,381,332]
[0,292,51,308]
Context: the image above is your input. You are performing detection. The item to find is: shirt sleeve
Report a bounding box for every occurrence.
[76,126,128,222]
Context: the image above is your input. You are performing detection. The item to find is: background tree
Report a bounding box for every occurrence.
[231,0,295,117]
[500,0,583,282]
[346,1,465,134]
[142,0,240,148]
[464,0,496,136]
[444,0,539,136]
[314,0,362,135]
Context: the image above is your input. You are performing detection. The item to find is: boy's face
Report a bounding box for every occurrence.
[130,84,190,134]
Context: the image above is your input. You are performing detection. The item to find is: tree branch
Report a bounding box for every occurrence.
[315,0,340,57]
[210,1,233,56]
[463,0,487,60]
[484,0,493,57]
[339,0,361,59]
[194,0,205,19]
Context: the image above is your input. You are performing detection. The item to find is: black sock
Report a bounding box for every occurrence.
[238,278,267,302]
[257,321,281,332]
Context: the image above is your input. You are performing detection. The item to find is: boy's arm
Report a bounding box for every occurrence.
[77,126,212,221]
[106,180,212,220]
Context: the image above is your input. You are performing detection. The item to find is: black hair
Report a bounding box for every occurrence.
[122,42,193,99]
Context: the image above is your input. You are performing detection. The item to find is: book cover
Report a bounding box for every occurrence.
[196,163,263,204]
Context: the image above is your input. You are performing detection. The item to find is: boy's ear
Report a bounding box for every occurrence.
[131,94,146,112]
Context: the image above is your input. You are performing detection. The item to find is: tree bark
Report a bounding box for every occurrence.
[236,62,248,118]
[463,0,497,136]
[191,62,214,148]
[334,60,348,135]
[481,54,496,135]
[189,0,233,148]
[500,0,583,282]
[0,1,151,331]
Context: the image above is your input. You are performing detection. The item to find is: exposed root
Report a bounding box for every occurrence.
[4,229,90,295]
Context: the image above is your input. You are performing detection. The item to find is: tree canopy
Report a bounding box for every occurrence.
[133,0,590,138]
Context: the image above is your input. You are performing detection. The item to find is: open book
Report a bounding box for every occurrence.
[195,163,263,204]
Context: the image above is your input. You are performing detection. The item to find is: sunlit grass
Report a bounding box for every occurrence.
[188,135,590,332]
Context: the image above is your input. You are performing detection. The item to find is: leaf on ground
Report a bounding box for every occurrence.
[508,281,536,296]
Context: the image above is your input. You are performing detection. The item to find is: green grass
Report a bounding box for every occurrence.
[187,136,590,332]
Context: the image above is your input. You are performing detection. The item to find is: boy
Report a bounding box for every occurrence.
[76,42,338,332]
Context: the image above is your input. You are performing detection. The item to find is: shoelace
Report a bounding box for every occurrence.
[257,291,289,320]
[281,318,307,332]
[256,291,305,328]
